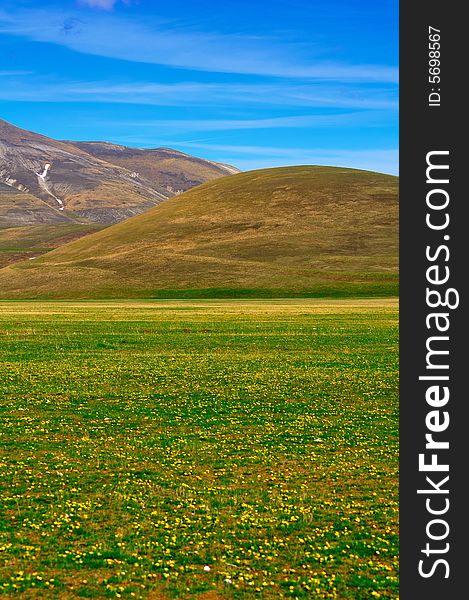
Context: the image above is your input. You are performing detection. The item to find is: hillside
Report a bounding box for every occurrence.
[0,166,399,299]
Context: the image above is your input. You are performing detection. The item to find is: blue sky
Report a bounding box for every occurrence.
[0,0,398,174]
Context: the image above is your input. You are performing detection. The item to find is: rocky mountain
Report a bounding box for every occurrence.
[0,118,239,228]
[67,141,239,197]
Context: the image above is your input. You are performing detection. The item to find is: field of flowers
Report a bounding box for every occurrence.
[0,299,398,599]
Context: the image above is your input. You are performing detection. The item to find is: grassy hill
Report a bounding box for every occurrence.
[0,166,398,299]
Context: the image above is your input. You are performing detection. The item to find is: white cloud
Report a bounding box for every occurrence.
[69,82,397,110]
[0,7,398,82]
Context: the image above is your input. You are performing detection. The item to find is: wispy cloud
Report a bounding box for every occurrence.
[0,76,398,112]
[69,82,398,110]
[0,70,32,76]
[110,112,395,134]
[0,7,398,81]
[168,142,397,159]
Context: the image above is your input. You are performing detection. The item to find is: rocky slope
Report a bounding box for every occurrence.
[0,118,239,227]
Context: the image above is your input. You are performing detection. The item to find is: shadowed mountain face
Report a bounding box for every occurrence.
[0,166,399,299]
[0,119,239,228]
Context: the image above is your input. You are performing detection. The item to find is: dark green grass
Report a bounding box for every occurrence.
[0,299,398,599]
[144,282,398,299]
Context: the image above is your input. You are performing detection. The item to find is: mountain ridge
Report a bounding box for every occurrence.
[0,118,239,227]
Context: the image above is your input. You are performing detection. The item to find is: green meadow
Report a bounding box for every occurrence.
[0,299,398,599]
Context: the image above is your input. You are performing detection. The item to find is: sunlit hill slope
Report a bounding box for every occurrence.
[0,166,398,299]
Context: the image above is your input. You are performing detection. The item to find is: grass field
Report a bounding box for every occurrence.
[0,299,398,599]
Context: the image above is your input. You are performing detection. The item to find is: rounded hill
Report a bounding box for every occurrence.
[0,166,398,298]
